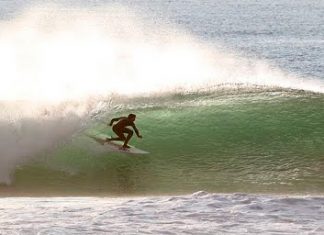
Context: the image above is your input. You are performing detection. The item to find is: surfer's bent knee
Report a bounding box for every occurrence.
[124,129,133,136]
[112,127,125,140]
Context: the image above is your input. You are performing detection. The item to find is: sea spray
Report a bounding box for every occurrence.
[0,5,322,103]
[0,100,98,184]
[0,4,323,187]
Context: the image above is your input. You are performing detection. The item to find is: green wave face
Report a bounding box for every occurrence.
[6,90,324,196]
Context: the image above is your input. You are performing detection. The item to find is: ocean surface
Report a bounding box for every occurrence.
[1,192,324,234]
[0,0,323,234]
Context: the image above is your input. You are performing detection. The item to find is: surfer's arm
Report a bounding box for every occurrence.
[109,117,125,126]
[132,124,142,138]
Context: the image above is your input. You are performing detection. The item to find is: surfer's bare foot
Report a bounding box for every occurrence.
[122,145,131,149]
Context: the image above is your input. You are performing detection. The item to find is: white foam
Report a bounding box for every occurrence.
[1,193,323,234]
[0,101,92,184]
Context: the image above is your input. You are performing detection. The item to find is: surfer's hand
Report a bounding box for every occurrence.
[138,135,143,138]
[108,122,112,126]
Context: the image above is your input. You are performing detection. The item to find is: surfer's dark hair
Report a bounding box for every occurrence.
[128,113,136,119]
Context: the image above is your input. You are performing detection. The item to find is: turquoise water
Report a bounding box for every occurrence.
[4,89,322,196]
[1,2,324,235]
[0,0,323,196]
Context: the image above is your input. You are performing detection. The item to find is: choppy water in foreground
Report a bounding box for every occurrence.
[0,0,323,234]
[1,192,324,234]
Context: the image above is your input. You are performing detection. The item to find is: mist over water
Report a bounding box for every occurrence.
[0,1,323,194]
[0,3,323,102]
[1,2,323,234]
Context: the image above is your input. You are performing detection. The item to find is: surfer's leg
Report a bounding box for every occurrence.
[108,136,124,141]
[107,128,125,142]
[122,128,133,148]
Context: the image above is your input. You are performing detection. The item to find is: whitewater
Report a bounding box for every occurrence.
[0,0,324,234]
[1,192,324,234]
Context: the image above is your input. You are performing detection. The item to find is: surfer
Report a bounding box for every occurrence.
[107,114,142,149]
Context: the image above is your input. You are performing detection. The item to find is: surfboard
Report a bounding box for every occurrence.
[86,133,149,155]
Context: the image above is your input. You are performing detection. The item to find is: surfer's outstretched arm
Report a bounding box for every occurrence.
[132,124,142,138]
[109,117,125,126]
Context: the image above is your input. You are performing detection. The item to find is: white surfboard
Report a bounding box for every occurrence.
[87,133,149,155]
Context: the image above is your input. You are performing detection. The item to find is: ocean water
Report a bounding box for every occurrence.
[0,0,323,233]
[1,192,324,234]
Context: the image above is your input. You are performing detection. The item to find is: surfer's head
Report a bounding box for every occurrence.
[128,113,136,121]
